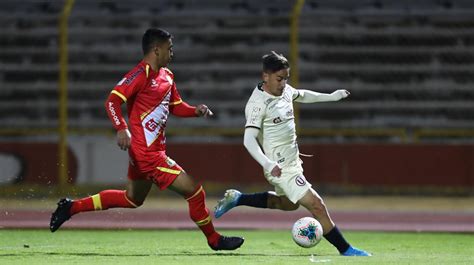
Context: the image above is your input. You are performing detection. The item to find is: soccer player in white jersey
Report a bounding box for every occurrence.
[214,51,371,256]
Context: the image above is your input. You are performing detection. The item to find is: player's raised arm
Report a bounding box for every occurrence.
[243,127,281,177]
[294,89,350,103]
[169,101,213,118]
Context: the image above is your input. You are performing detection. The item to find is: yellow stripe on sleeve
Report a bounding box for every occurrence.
[169,99,183,106]
[111,90,127,102]
[91,194,102,210]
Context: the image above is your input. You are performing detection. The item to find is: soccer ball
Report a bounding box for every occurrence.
[291,217,323,248]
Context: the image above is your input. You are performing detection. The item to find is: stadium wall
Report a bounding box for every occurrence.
[168,143,473,193]
[1,139,472,194]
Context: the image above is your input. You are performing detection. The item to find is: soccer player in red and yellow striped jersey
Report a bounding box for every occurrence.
[50,28,244,251]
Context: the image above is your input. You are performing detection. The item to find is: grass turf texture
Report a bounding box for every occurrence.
[0,230,472,264]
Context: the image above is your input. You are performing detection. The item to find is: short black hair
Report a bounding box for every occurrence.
[142,28,172,55]
[262,51,289,73]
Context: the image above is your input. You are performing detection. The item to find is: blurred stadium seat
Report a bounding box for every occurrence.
[0,0,473,140]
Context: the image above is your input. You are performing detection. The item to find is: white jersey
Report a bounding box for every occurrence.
[245,83,301,167]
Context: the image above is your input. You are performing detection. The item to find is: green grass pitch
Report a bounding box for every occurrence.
[0,230,472,264]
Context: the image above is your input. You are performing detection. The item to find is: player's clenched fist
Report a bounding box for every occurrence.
[195,104,214,118]
[331,89,350,100]
[117,129,131,150]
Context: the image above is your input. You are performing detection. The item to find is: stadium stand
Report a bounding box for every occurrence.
[0,0,473,139]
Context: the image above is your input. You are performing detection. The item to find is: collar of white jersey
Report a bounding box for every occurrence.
[256,82,288,99]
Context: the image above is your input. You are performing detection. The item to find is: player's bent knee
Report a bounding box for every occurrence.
[267,195,299,211]
[302,195,327,213]
[283,202,300,211]
[279,203,299,211]
[267,195,283,209]
[279,198,299,211]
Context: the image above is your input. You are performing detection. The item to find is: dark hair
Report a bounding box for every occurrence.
[142,28,172,55]
[262,51,289,73]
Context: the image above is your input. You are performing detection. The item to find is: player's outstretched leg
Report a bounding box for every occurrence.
[298,189,371,256]
[50,198,73,232]
[50,190,138,232]
[341,246,372,256]
[214,189,242,218]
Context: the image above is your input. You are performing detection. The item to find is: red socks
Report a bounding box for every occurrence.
[186,186,220,246]
[69,187,220,247]
[70,190,137,215]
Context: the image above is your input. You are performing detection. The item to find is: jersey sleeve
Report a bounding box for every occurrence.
[169,82,183,106]
[110,67,147,102]
[105,93,128,130]
[288,85,300,101]
[245,100,265,129]
[170,101,197,117]
[163,68,183,106]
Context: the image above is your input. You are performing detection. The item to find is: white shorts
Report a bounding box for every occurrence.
[264,159,311,203]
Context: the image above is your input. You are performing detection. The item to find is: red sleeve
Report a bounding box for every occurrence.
[168,81,197,117]
[170,101,197,117]
[105,64,148,130]
[105,93,128,130]
[112,66,147,102]
[169,82,182,106]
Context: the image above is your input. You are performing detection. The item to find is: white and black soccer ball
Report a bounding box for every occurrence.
[291,217,323,248]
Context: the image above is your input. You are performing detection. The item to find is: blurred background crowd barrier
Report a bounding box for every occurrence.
[0,0,472,195]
